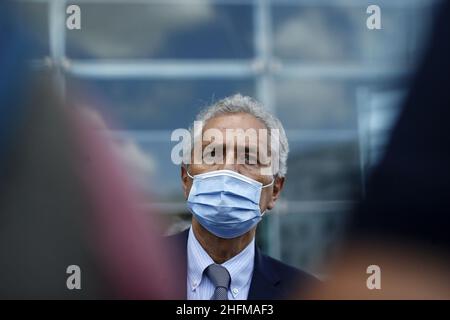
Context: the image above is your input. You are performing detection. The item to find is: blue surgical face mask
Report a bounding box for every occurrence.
[186,169,274,239]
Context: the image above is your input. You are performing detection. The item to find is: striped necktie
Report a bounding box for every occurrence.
[205,264,231,300]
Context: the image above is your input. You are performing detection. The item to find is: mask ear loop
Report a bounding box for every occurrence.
[261,177,275,188]
[185,167,194,180]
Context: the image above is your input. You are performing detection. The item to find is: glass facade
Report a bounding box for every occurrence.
[22,0,438,276]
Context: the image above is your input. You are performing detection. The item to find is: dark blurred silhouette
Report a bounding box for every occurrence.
[307,1,450,299]
[351,2,450,250]
[0,3,182,299]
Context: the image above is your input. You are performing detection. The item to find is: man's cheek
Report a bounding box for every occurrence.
[184,183,192,198]
[259,191,269,210]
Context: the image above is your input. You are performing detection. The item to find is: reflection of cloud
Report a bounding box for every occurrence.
[274,6,431,63]
[76,107,157,190]
[276,80,352,129]
[113,82,196,127]
[345,8,416,61]
[114,138,157,191]
[75,2,214,57]
[274,10,346,60]
[119,139,156,174]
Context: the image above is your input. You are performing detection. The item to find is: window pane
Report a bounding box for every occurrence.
[15,2,49,59]
[110,136,185,203]
[67,3,254,59]
[283,141,361,201]
[275,80,357,130]
[68,78,255,130]
[272,5,411,63]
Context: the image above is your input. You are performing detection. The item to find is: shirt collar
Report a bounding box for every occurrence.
[187,227,255,297]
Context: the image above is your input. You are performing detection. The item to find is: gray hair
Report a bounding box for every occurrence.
[188,94,289,177]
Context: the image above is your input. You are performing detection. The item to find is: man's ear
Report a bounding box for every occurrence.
[267,176,285,210]
[181,165,190,199]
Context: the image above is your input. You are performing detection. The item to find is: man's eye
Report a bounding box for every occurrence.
[204,149,215,157]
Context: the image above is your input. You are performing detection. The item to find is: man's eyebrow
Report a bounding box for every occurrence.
[201,141,224,149]
[202,137,220,144]
[236,146,259,160]
[201,138,260,149]
[244,144,259,152]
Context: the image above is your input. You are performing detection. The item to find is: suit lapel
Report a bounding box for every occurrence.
[247,247,281,300]
[168,229,189,299]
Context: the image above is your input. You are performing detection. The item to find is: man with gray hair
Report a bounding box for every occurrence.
[169,94,319,300]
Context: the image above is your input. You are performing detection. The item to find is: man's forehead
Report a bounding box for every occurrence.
[202,113,267,131]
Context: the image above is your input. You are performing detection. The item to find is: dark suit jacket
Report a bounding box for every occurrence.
[168,229,320,300]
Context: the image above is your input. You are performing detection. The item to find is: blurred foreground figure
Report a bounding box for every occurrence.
[0,4,181,299]
[307,2,450,299]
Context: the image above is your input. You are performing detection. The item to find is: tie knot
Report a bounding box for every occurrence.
[205,264,231,289]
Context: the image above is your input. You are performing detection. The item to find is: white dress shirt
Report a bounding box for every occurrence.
[186,227,255,300]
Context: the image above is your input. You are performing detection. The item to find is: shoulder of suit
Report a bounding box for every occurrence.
[260,251,321,285]
[166,229,189,242]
